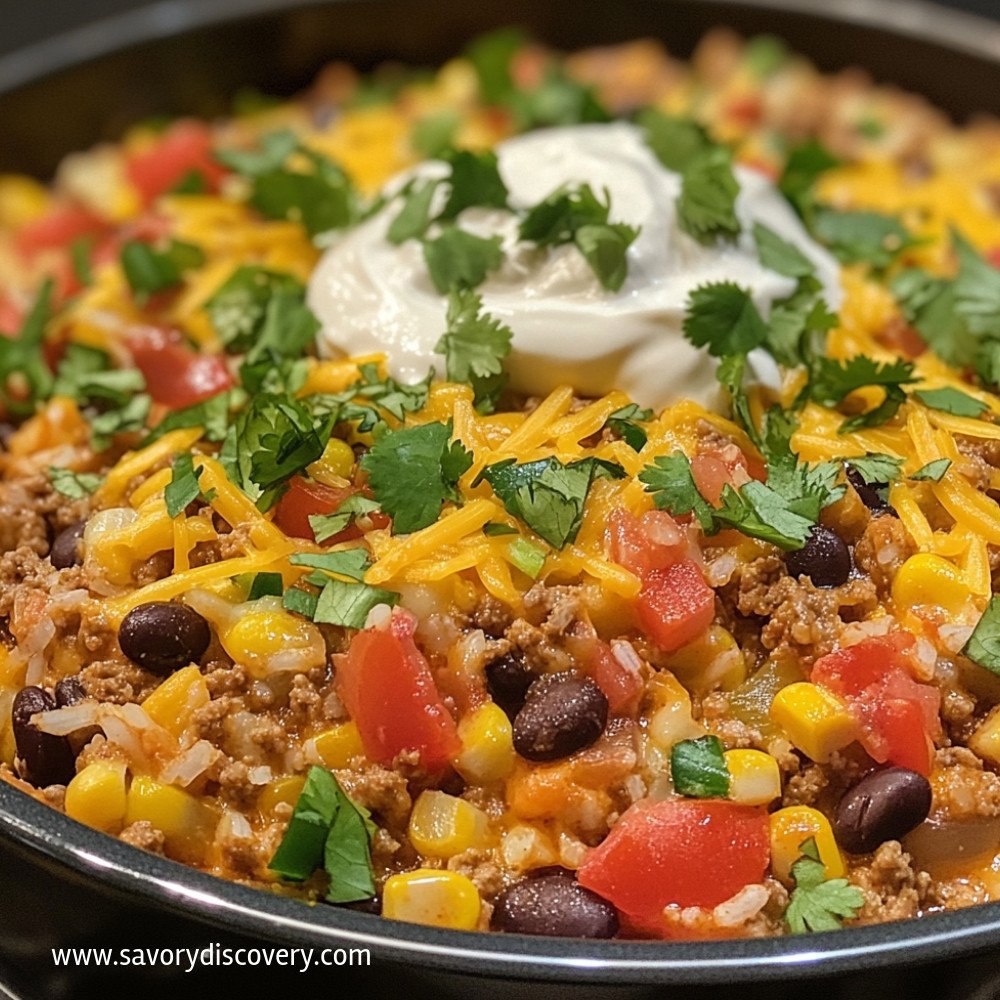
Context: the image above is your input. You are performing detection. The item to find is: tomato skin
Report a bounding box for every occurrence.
[14,205,107,259]
[273,476,389,543]
[577,799,770,926]
[636,560,716,653]
[127,326,233,409]
[0,296,22,336]
[588,640,643,716]
[812,635,940,776]
[607,508,689,580]
[335,610,460,770]
[126,121,226,204]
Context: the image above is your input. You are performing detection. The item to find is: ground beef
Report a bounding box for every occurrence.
[215,759,257,808]
[853,514,914,597]
[505,584,596,673]
[782,763,829,807]
[931,746,1000,820]
[120,820,166,854]
[447,848,506,901]
[470,595,514,638]
[336,761,412,831]
[78,658,158,704]
[848,841,932,924]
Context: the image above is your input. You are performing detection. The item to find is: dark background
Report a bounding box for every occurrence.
[1,0,999,54]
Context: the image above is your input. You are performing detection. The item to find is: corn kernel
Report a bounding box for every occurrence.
[970,707,1000,767]
[141,665,210,738]
[124,776,216,863]
[0,175,50,227]
[307,437,356,486]
[258,775,306,816]
[65,762,128,834]
[408,790,489,858]
[312,722,365,769]
[892,553,972,615]
[221,605,326,679]
[769,682,857,763]
[453,703,515,785]
[647,671,705,750]
[0,720,16,767]
[667,625,747,693]
[725,749,781,806]
[382,868,481,930]
[770,805,845,884]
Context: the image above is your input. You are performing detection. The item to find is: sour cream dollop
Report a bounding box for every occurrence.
[308,122,841,409]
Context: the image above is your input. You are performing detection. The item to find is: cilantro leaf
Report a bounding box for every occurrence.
[360,421,472,533]
[715,479,815,550]
[0,279,55,415]
[483,521,517,536]
[508,537,546,579]
[268,765,341,881]
[91,394,151,450]
[846,453,904,486]
[422,226,503,293]
[785,837,864,934]
[214,129,299,176]
[439,149,509,220]
[811,208,914,269]
[670,736,730,798]
[913,386,988,418]
[323,780,377,903]
[778,140,839,220]
[809,356,917,432]
[575,223,638,292]
[204,265,306,353]
[434,289,512,412]
[290,548,371,582]
[70,238,94,288]
[639,452,717,533]
[246,572,284,600]
[476,456,625,549]
[465,28,525,104]
[387,179,439,245]
[52,343,146,409]
[753,222,816,279]
[141,390,235,447]
[891,268,974,370]
[120,240,204,298]
[49,466,102,499]
[911,458,951,482]
[164,453,204,518]
[765,278,837,367]
[965,596,1000,676]
[683,282,768,357]
[507,72,610,130]
[605,403,653,452]
[676,146,741,245]
[953,230,1000,336]
[637,109,712,173]
[410,110,460,158]
[311,578,399,630]
[307,495,380,543]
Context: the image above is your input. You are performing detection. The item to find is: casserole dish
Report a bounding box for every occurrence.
[3,1,1000,997]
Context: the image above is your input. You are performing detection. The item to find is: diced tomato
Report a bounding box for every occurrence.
[127,326,233,409]
[577,799,770,930]
[877,316,926,360]
[726,95,763,126]
[987,247,1000,269]
[607,508,689,580]
[0,296,22,336]
[588,640,643,716]
[273,476,389,544]
[690,454,732,507]
[636,559,715,653]
[125,121,226,205]
[812,635,941,776]
[14,205,107,259]
[335,609,460,770]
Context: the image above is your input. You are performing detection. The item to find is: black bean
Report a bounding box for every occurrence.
[12,686,76,787]
[784,524,852,588]
[513,672,607,762]
[491,874,618,938]
[118,602,211,676]
[846,467,897,518]
[485,651,536,718]
[834,767,932,854]
[50,521,86,570]
[54,676,87,707]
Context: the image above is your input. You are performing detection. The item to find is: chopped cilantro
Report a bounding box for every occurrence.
[507,72,611,130]
[141,390,235,447]
[69,238,94,288]
[410,110,461,158]
[676,146,741,245]
[576,223,638,292]
[753,223,816,279]
[439,149,509,220]
[52,343,146,408]
[215,130,298,176]
[954,230,1000,336]
[670,735,730,798]
[310,577,399,630]
[0,279,55,415]
[422,226,504,293]
[120,240,204,298]
[639,452,716,533]
[387,179,439,245]
[808,356,917,432]
[204,265,306,353]
[91,394,151,450]
[638,109,712,173]
[323,780,377,903]
[307,495,380,543]
[778,140,839,220]
[360,421,472,533]
[683,282,768,357]
[911,458,951,482]
[465,27,525,104]
[475,456,625,549]
[964,596,1000,676]
[743,35,788,78]
[785,837,864,934]
[605,403,653,452]
[845,453,904,486]
[913,386,988,418]
[286,550,397,629]
[246,572,284,600]
[49,467,102,499]
[483,521,518,536]
[434,288,513,412]
[508,537,546,580]
[164,453,205,518]
[811,208,915,269]
[764,278,837,367]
